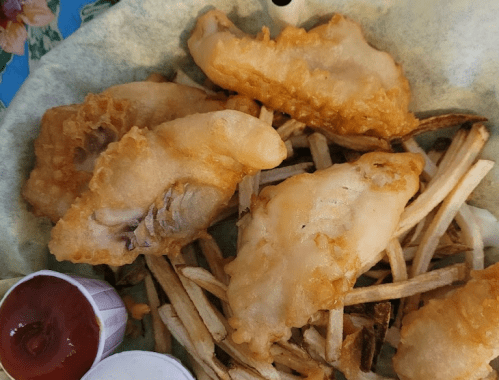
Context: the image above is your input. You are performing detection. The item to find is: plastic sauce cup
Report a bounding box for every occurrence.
[0,270,127,380]
[81,351,196,380]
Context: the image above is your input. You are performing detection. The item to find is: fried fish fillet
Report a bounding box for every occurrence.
[225,152,424,359]
[22,81,228,223]
[48,110,287,266]
[393,262,499,380]
[188,10,418,139]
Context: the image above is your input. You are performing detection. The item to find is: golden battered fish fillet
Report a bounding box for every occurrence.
[393,262,499,380]
[188,10,418,139]
[22,104,84,222]
[225,152,424,359]
[22,81,227,223]
[48,110,287,266]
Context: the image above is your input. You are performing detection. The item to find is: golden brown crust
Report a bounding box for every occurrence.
[393,263,499,380]
[48,110,287,266]
[188,10,418,140]
[225,152,423,359]
[22,96,130,222]
[22,82,226,223]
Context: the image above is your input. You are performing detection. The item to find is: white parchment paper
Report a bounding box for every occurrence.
[0,0,498,280]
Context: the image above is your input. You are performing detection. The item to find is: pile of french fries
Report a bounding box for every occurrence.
[119,73,494,380]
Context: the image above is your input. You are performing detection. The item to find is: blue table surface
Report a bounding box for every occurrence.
[0,0,119,111]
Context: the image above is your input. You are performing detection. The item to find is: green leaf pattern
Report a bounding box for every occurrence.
[27,0,62,71]
[0,50,13,84]
[80,0,116,25]
[46,0,60,14]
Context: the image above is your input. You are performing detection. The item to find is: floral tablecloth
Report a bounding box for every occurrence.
[0,0,119,118]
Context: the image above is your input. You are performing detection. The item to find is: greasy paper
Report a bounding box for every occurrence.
[0,0,498,279]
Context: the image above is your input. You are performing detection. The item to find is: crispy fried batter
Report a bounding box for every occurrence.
[23,81,227,222]
[225,152,423,359]
[188,10,418,139]
[393,262,499,380]
[48,110,287,266]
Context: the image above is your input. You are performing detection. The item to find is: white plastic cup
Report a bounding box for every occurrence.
[81,351,196,380]
[0,270,127,378]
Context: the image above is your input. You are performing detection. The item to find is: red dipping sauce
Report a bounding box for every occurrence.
[0,275,100,380]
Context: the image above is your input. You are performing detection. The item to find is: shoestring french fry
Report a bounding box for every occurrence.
[178,265,229,302]
[229,366,266,380]
[276,119,307,141]
[144,273,172,353]
[276,371,303,380]
[158,304,228,380]
[237,107,274,217]
[401,138,438,181]
[401,214,429,252]
[432,128,468,178]
[198,238,230,286]
[455,204,485,270]
[170,248,228,342]
[403,242,471,263]
[259,163,314,186]
[385,238,408,282]
[362,269,393,281]
[188,353,216,380]
[308,132,333,170]
[343,263,466,306]
[410,159,494,277]
[289,135,310,149]
[269,343,332,379]
[259,106,274,125]
[396,123,489,237]
[302,326,327,362]
[317,128,391,152]
[238,173,260,217]
[145,255,218,368]
[198,237,233,318]
[284,140,294,158]
[325,305,343,363]
[403,136,485,271]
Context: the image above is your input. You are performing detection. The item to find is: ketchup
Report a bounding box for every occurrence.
[0,275,100,380]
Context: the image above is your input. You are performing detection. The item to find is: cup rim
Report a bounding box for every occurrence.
[0,270,108,376]
[81,350,195,380]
